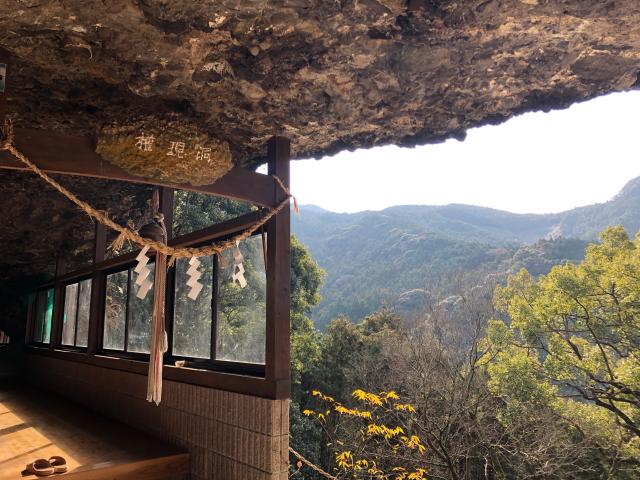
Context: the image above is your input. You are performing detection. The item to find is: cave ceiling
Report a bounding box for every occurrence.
[0,0,639,284]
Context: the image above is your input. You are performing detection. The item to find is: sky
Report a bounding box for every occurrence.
[288,90,640,215]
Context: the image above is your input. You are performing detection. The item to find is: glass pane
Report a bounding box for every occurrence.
[104,270,128,350]
[34,289,54,344]
[172,190,253,236]
[76,279,92,347]
[173,256,213,358]
[45,289,54,343]
[216,235,267,364]
[128,263,155,354]
[61,283,78,346]
[32,291,46,343]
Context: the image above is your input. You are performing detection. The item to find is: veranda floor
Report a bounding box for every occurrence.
[0,383,188,480]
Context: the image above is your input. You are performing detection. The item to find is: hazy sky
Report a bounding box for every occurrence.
[289,90,640,214]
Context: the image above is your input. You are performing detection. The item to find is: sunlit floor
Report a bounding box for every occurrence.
[0,392,78,479]
[0,384,187,480]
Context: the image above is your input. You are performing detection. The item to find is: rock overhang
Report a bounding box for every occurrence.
[0,0,639,167]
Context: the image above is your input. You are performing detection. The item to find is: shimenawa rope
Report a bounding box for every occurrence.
[0,122,297,262]
[289,447,339,480]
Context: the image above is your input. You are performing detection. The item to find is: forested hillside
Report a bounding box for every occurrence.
[293,176,640,328]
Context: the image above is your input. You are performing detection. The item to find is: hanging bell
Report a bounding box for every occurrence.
[138,213,166,243]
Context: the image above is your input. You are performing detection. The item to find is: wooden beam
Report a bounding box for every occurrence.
[0,128,277,208]
[265,136,291,398]
[48,211,264,286]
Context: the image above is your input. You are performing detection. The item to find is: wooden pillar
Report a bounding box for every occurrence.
[50,257,66,350]
[265,136,291,399]
[159,187,174,240]
[87,222,106,354]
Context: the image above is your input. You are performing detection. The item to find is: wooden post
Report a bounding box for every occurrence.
[50,257,66,350]
[87,222,106,354]
[265,136,291,398]
[159,187,174,240]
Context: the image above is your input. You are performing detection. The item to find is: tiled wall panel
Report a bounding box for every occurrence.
[25,354,289,480]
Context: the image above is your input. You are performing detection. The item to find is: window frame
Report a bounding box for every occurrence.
[58,277,93,351]
[165,233,267,377]
[89,215,267,377]
[100,264,153,361]
[23,141,291,401]
[29,287,55,347]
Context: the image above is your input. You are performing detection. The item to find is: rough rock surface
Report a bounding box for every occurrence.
[1,0,640,286]
[1,0,639,165]
[0,171,152,284]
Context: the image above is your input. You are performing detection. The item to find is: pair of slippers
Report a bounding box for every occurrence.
[24,457,67,477]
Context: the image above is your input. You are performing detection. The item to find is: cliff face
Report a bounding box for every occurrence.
[1,0,639,165]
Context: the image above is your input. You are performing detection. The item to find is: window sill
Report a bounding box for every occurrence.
[25,346,288,399]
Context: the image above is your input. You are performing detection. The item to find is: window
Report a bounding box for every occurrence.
[103,265,154,354]
[217,235,267,364]
[172,191,253,236]
[172,255,214,358]
[32,288,54,344]
[171,234,267,365]
[61,279,92,347]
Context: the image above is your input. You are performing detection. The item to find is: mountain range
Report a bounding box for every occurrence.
[292,176,640,328]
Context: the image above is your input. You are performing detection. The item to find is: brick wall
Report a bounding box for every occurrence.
[26,354,289,480]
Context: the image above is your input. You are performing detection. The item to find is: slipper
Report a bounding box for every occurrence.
[48,456,68,474]
[25,459,54,477]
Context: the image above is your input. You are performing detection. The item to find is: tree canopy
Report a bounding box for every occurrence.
[486,226,640,464]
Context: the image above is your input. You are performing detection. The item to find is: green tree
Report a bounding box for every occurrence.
[485,226,640,473]
[290,235,325,388]
[288,236,326,474]
[172,190,253,236]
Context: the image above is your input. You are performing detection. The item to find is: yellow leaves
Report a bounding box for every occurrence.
[310,386,426,479]
[391,468,427,480]
[385,391,400,401]
[354,459,370,471]
[356,389,417,410]
[312,390,335,403]
[353,389,383,406]
[408,468,428,479]
[366,423,405,439]
[302,407,327,423]
[352,389,415,409]
[367,461,383,476]
[336,451,353,469]
[404,435,427,454]
[335,404,372,419]
[394,403,416,413]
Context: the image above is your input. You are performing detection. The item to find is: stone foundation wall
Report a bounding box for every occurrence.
[25,354,289,480]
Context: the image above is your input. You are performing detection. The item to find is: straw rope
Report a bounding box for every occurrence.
[289,447,339,480]
[0,122,295,263]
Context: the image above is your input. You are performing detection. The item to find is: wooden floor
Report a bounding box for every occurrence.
[0,383,189,480]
